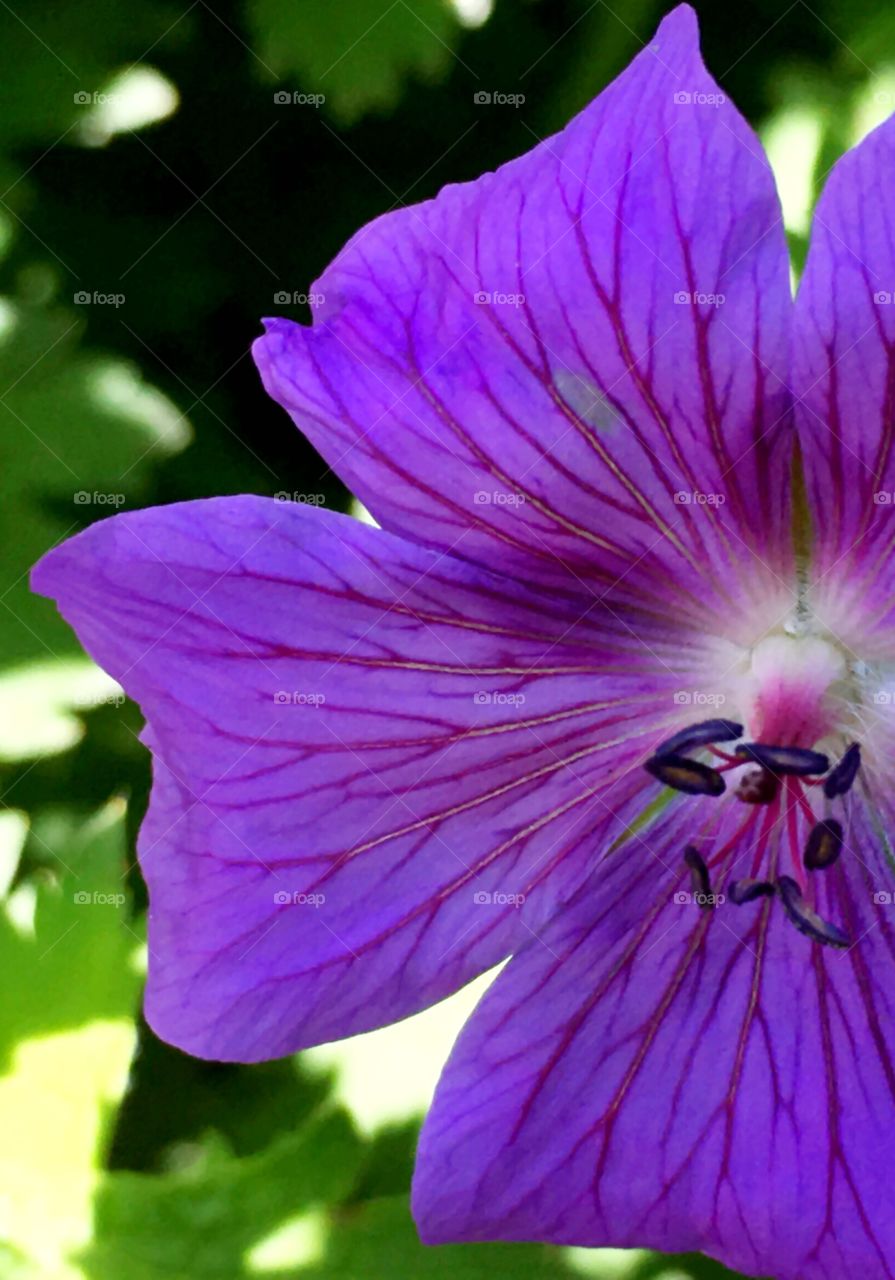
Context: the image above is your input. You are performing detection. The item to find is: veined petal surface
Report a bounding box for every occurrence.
[33,495,679,1059]
[255,5,793,628]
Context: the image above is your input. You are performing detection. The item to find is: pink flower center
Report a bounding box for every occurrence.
[644,633,861,948]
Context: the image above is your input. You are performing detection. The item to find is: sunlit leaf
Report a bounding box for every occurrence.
[0,803,141,1277]
[246,0,463,123]
[0,298,189,666]
[81,1110,364,1279]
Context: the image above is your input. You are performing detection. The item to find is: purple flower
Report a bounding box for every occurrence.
[30,5,895,1275]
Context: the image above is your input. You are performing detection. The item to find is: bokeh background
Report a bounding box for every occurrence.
[1,0,892,1276]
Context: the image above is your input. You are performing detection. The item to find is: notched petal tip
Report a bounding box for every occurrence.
[653,3,701,48]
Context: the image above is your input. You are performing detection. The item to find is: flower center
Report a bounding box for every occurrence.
[746,633,847,748]
[643,629,863,948]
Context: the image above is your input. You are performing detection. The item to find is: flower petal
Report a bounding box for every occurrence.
[32,496,671,1060]
[414,795,895,1278]
[795,115,895,646]
[254,4,793,624]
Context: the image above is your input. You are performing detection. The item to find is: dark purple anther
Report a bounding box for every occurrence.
[728,878,776,905]
[776,876,849,948]
[644,753,726,796]
[734,743,829,776]
[804,818,843,870]
[823,743,861,799]
[684,844,712,903]
[653,718,743,758]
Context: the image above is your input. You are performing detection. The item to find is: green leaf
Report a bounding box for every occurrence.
[0,297,189,667]
[80,1109,364,1280]
[303,1195,581,1279]
[0,802,142,1277]
[0,1,185,147]
[0,800,141,1063]
[246,0,462,123]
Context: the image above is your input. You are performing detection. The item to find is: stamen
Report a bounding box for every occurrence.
[823,743,861,799]
[684,844,712,905]
[728,878,776,905]
[735,767,779,805]
[734,743,829,776]
[653,718,744,758]
[644,753,726,796]
[803,818,843,870]
[776,876,849,948]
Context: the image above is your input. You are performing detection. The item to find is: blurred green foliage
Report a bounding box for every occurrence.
[2,0,893,1275]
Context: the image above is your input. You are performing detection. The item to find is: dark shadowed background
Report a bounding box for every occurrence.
[0,1,887,1275]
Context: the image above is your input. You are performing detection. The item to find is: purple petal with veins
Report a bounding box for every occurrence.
[252,4,794,631]
[28,2,895,1277]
